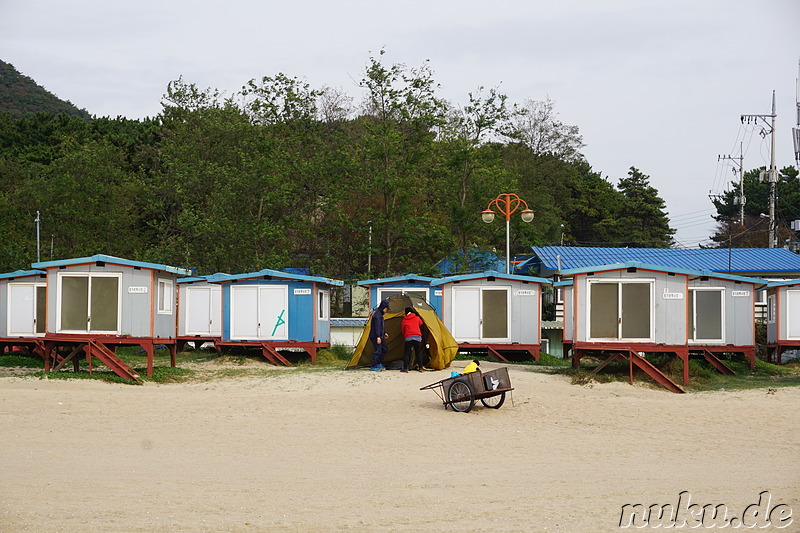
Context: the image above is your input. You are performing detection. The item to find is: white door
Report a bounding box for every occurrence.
[231,286,259,339]
[788,290,800,340]
[230,285,288,340]
[8,283,45,336]
[186,286,221,336]
[452,288,481,340]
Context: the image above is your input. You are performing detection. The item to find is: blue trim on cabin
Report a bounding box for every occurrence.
[430,270,552,286]
[177,273,232,284]
[0,269,46,280]
[766,279,800,288]
[357,274,436,286]
[559,261,768,287]
[33,254,192,276]
[223,268,343,287]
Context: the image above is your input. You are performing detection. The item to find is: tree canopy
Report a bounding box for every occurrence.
[0,53,678,278]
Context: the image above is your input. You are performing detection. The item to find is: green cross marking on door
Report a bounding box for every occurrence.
[272,309,286,336]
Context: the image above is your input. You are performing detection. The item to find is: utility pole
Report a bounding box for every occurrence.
[794,58,800,167]
[741,91,778,248]
[34,211,41,262]
[718,142,745,225]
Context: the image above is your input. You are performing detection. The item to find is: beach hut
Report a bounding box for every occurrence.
[559,261,766,392]
[430,271,550,361]
[358,274,442,317]
[176,273,230,350]
[0,270,47,356]
[765,279,800,364]
[216,268,343,364]
[31,254,192,381]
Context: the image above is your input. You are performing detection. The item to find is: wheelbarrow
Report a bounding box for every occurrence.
[420,367,513,412]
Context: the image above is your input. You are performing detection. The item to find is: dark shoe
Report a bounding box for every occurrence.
[417,368,424,372]
[401,368,408,373]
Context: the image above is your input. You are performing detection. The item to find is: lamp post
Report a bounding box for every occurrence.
[481,193,535,274]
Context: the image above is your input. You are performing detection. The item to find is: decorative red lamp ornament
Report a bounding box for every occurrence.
[481,193,535,274]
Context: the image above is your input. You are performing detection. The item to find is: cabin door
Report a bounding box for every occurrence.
[185,286,221,336]
[452,287,509,342]
[588,281,652,341]
[689,288,724,343]
[8,283,46,336]
[788,290,800,340]
[58,274,120,334]
[230,285,288,340]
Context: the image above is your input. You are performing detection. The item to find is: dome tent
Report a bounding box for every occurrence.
[346,295,458,370]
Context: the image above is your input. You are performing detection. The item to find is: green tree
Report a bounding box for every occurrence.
[614,167,675,247]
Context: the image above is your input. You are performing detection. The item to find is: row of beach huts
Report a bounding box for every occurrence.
[1,249,799,392]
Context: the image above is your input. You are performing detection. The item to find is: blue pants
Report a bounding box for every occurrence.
[371,339,387,367]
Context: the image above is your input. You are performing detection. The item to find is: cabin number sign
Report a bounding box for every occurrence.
[662,290,683,300]
[128,286,148,294]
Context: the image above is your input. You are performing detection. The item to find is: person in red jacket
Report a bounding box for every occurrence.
[401,307,425,373]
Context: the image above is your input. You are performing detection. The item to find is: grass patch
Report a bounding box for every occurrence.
[0,352,43,368]
[546,352,800,392]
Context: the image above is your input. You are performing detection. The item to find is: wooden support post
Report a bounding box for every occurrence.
[142,341,154,377]
[169,343,177,368]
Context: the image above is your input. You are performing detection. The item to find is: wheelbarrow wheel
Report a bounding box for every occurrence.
[448,379,474,413]
[480,392,506,409]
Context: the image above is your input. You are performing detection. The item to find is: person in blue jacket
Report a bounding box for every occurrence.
[369,300,390,371]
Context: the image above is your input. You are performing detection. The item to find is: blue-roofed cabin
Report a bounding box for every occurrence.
[765,279,800,364]
[358,275,442,317]
[177,273,230,342]
[430,271,550,361]
[559,261,766,390]
[216,269,343,363]
[30,254,192,380]
[32,254,190,339]
[0,270,47,339]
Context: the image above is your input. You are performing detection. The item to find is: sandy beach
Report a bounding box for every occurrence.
[1,360,798,532]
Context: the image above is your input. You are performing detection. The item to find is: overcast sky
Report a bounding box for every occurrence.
[1,0,798,247]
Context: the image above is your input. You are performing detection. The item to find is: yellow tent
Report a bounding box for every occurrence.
[346,295,458,370]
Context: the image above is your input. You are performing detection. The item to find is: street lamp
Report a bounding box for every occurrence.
[481,193,535,274]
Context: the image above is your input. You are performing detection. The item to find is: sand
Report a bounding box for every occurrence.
[0,361,798,532]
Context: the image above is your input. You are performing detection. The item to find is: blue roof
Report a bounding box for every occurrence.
[430,270,551,287]
[435,249,508,275]
[358,274,436,286]
[32,254,192,275]
[330,317,369,327]
[560,261,768,287]
[220,268,344,286]
[526,246,800,276]
[177,273,233,284]
[0,269,45,280]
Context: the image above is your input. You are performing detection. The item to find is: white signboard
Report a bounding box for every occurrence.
[294,288,312,295]
[128,286,148,294]
[662,292,684,300]
[515,290,536,296]
[434,290,443,297]
[731,291,751,297]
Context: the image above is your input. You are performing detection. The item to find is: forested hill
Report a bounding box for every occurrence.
[0,55,676,278]
[0,60,91,119]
